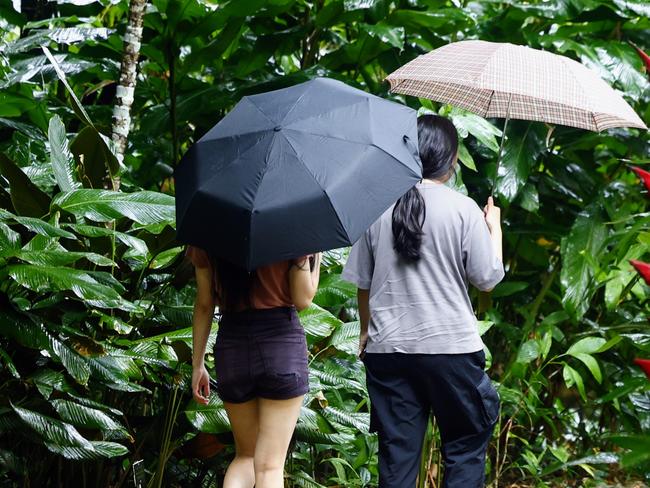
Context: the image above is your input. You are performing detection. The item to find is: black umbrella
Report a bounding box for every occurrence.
[175,77,421,270]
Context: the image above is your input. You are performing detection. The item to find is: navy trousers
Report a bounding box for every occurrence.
[363,351,499,488]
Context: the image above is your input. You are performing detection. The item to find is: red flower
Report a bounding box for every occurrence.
[630,42,650,77]
[631,166,650,194]
[630,260,650,286]
[634,358,650,380]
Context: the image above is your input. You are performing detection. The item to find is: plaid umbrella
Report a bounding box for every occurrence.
[386,40,647,132]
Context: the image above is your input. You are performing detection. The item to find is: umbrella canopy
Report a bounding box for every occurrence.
[386,40,647,132]
[175,77,421,270]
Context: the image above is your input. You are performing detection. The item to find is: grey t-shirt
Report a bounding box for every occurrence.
[342,182,504,354]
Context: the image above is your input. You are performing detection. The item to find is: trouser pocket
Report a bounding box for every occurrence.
[475,374,500,427]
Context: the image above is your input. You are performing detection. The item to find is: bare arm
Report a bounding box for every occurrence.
[357,288,370,358]
[192,267,215,405]
[289,253,321,311]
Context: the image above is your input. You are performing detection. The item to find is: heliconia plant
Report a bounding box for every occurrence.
[630,260,650,286]
[630,166,650,194]
[630,42,650,78]
[634,359,650,380]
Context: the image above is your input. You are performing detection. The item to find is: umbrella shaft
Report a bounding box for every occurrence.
[492,93,513,196]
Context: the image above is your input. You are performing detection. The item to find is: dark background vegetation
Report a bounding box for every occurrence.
[0,0,648,486]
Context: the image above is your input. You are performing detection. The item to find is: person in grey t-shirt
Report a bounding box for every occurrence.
[342,114,504,488]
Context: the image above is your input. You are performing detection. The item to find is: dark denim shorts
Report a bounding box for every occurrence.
[213,307,309,403]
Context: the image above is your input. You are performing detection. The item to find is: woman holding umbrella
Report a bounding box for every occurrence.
[189,250,320,488]
[342,114,505,488]
[177,77,424,487]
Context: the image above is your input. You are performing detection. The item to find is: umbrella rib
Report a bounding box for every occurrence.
[193,133,272,195]
[279,133,352,242]
[283,98,370,129]
[242,96,279,127]
[278,83,313,126]
[284,128,421,177]
[591,111,601,133]
[484,90,495,118]
[198,128,270,144]
[386,77,405,92]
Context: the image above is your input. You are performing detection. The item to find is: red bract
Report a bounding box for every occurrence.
[630,260,650,286]
[631,166,650,194]
[630,42,650,76]
[634,358,650,380]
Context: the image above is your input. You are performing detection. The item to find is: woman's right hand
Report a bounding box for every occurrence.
[358,330,369,360]
[484,196,501,234]
[192,365,211,405]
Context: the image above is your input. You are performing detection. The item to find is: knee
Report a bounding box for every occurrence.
[235,448,255,460]
[254,456,285,475]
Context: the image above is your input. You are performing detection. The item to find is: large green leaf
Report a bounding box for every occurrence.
[67,223,149,257]
[515,339,540,364]
[323,406,370,433]
[12,405,93,454]
[363,22,404,49]
[328,321,360,356]
[184,396,231,434]
[51,400,129,437]
[294,423,348,445]
[570,353,602,383]
[612,0,650,17]
[30,369,70,399]
[605,244,647,310]
[0,54,94,89]
[387,9,472,31]
[48,440,129,460]
[69,126,120,185]
[0,154,50,217]
[48,115,80,192]
[566,337,607,355]
[313,273,356,309]
[299,304,340,339]
[5,249,116,267]
[0,347,19,379]
[11,215,76,239]
[310,362,365,393]
[6,264,127,309]
[457,141,477,171]
[609,434,650,467]
[86,356,148,392]
[7,27,112,54]
[451,109,502,153]
[48,335,91,385]
[41,47,94,127]
[562,363,586,401]
[560,207,608,321]
[53,189,175,226]
[0,313,90,385]
[495,122,545,202]
[0,222,21,250]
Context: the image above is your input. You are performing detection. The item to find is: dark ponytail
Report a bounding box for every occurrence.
[391,114,459,262]
[209,255,254,311]
[392,188,426,261]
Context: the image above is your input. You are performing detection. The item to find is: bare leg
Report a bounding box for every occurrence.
[254,396,304,488]
[223,399,259,488]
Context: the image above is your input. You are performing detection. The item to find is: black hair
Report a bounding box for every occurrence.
[392,114,459,262]
[209,255,254,311]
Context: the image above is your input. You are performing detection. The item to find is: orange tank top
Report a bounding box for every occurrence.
[186,246,307,311]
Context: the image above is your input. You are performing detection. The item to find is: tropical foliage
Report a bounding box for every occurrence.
[0,0,649,486]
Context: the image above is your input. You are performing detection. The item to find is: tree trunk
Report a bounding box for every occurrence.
[111,0,147,190]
